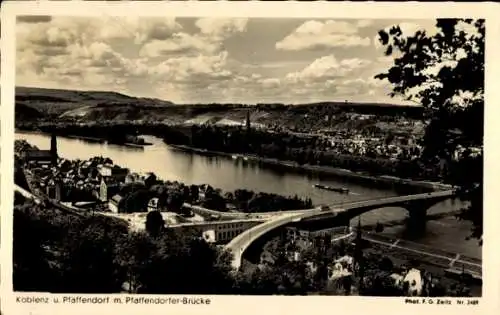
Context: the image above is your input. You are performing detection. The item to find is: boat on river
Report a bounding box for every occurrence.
[313,183,349,194]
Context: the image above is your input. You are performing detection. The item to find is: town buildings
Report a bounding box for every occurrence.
[285,225,353,252]
[168,219,263,244]
[21,133,58,167]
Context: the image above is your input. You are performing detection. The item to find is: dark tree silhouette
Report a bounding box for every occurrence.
[13,204,54,291]
[375,19,484,241]
[145,211,165,237]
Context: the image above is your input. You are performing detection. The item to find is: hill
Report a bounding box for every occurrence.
[15,86,175,117]
[15,103,45,121]
[15,87,424,134]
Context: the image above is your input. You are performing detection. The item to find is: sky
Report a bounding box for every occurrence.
[16,16,440,105]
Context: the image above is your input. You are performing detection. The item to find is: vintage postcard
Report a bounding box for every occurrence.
[1,1,499,315]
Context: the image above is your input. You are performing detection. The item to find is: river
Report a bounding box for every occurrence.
[15,131,481,259]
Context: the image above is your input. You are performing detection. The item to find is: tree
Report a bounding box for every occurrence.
[115,231,157,293]
[145,211,165,237]
[121,189,152,213]
[13,205,54,291]
[202,190,227,211]
[375,19,484,240]
[166,189,185,213]
[134,232,235,294]
[189,184,199,202]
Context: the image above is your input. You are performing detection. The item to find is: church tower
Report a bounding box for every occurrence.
[245,110,251,131]
[50,133,58,165]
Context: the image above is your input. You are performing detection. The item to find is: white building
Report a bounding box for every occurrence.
[404,268,423,296]
[168,220,262,243]
[147,197,159,212]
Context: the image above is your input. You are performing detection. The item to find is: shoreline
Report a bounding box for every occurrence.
[16,129,152,148]
[16,129,451,191]
[167,144,453,192]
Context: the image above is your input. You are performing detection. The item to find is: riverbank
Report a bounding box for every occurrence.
[67,135,105,143]
[21,129,155,148]
[167,144,453,192]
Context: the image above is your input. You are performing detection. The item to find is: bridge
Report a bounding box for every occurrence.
[225,190,456,270]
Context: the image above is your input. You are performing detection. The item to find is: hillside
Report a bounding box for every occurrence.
[15,86,175,116]
[15,103,45,121]
[15,87,424,134]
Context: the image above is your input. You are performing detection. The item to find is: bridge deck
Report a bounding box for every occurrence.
[227,190,459,270]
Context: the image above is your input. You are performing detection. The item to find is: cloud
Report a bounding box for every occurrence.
[285,55,371,83]
[17,37,144,92]
[356,20,374,28]
[16,17,155,92]
[259,78,281,88]
[17,16,182,48]
[332,76,395,102]
[16,17,422,104]
[195,18,248,39]
[131,17,182,43]
[139,33,220,57]
[139,18,248,58]
[276,20,371,51]
[16,16,249,100]
[149,51,233,86]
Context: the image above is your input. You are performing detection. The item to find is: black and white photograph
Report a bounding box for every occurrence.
[4,2,487,302]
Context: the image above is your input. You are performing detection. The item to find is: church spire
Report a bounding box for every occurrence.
[50,133,58,165]
[246,110,251,131]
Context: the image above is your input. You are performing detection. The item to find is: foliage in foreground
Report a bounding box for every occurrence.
[13,199,477,296]
[376,19,484,240]
[13,202,234,294]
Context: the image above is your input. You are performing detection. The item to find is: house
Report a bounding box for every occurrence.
[108,194,123,213]
[78,160,95,177]
[98,164,129,181]
[100,177,121,202]
[147,197,159,212]
[125,172,144,184]
[198,184,212,200]
[286,226,351,252]
[202,230,216,243]
[58,159,72,173]
[46,178,63,200]
[403,268,423,296]
[168,220,260,244]
[88,167,99,179]
[21,149,52,166]
[144,172,157,188]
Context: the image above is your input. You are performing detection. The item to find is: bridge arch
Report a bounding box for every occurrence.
[225,190,456,270]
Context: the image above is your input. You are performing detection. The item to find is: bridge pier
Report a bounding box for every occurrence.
[336,217,351,227]
[405,204,428,237]
[407,209,426,232]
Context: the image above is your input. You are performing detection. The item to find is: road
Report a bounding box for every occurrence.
[15,183,88,217]
[225,190,455,269]
[14,184,42,204]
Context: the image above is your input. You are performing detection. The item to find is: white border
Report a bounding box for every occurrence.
[2,1,500,315]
